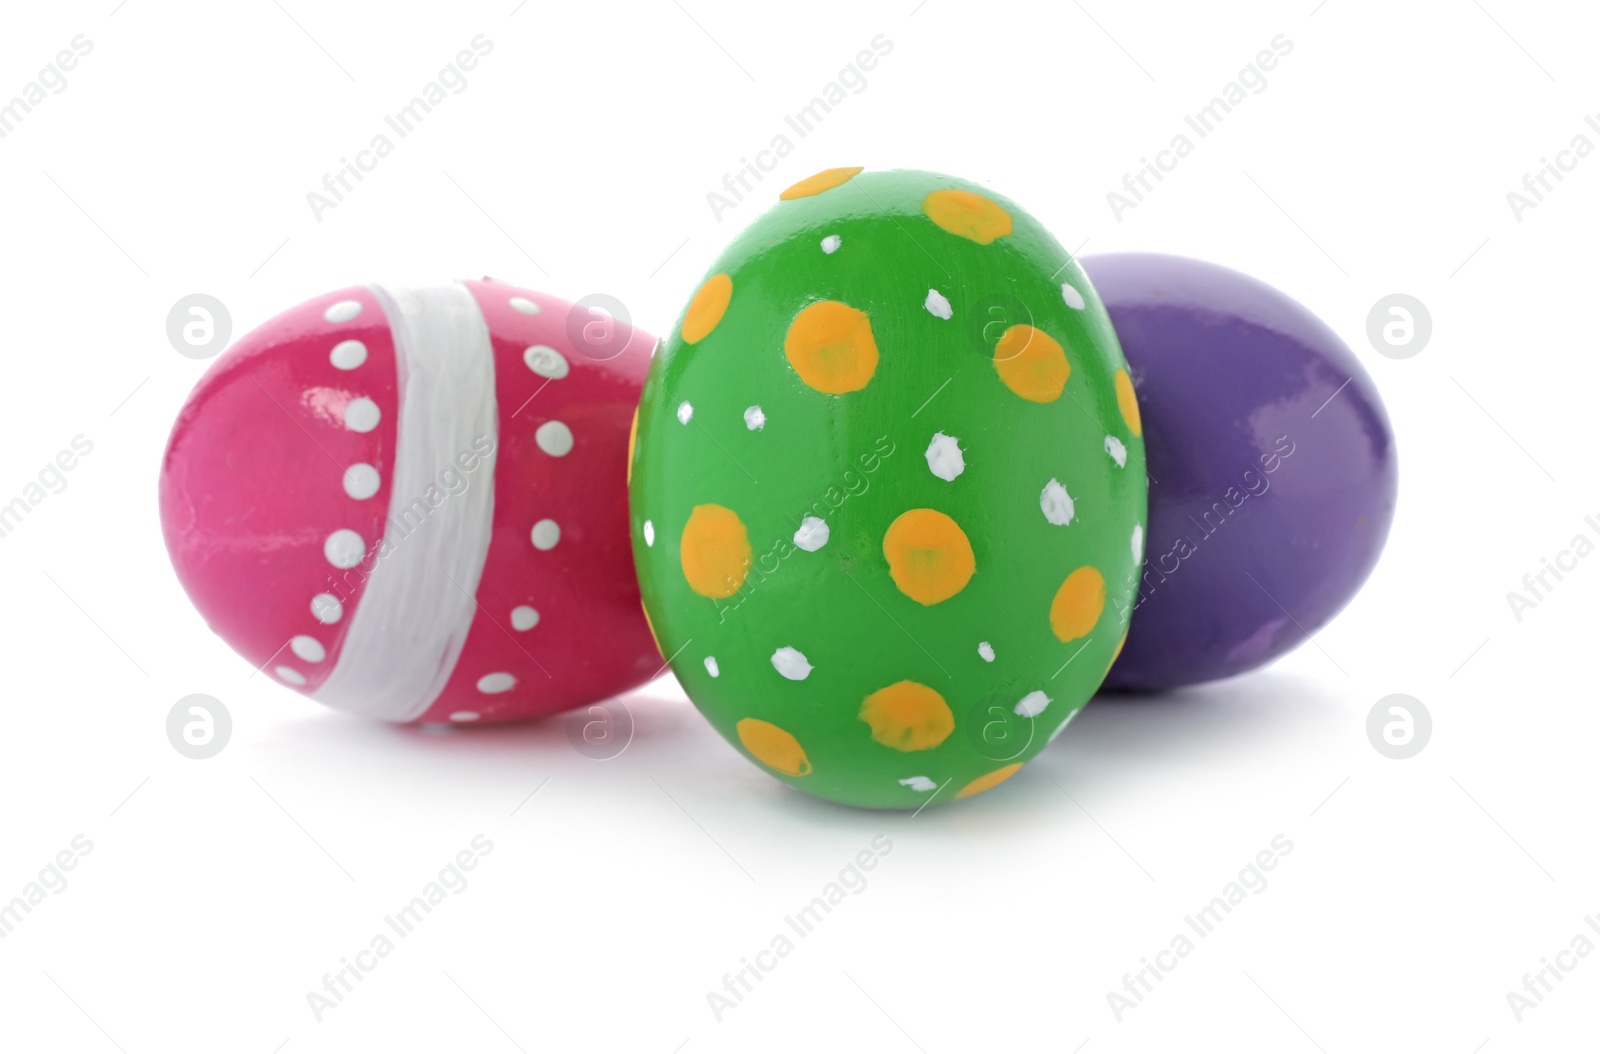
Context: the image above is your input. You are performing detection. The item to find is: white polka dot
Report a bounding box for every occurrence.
[899,776,937,792]
[924,288,952,320]
[978,641,995,663]
[1132,524,1144,562]
[704,656,720,678]
[793,516,829,552]
[510,606,540,631]
[330,340,367,370]
[509,296,541,315]
[1049,705,1084,743]
[524,345,569,379]
[1015,690,1051,718]
[744,405,766,430]
[477,672,516,694]
[535,420,574,457]
[531,519,561,550]
[1061,283,1086,310]
[450,711,481,722]
[1105,435,1127,468]
[344,397,380,433]
[324,529,365,569]
[275,666,306,686]
[324,300,362,323]
[643,520,656,547]
[821,234,842,254]
[925,432,964,481]
[343,463,380,500]
[771,646,812,681]
[1041,478,1075,526]
[311,593,344,624]
[677,401,694,425]
[290,635,326,663]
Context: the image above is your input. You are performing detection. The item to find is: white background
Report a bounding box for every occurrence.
[1,0,1595,1050]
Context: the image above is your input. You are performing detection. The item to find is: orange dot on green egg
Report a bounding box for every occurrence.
[882,508,976,605]
[785,300,879,394]
[1050,566,1106,642]
[682,273,733,344]
[1115,368,1142,436]
[859,680,954,752]
[993,324,1070,404]
[922,188,1013,244]
[779,167,864,200]
[957,762,1024,799]
[737,718,811,776]
[680,503,752,599]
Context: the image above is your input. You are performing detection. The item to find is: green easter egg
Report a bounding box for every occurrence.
[630,168,1146,809]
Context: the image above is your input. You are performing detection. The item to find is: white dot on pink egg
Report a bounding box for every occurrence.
[342,463,380,500]
[310,594,343,624]
[290,635,326,662]
[275,666,307,686]
[509,297,540,315]
[324,529,365,569]
[344,397,380,433]
[330,340,367,370]
[535,420,573,457]
[324,300,362,323]
[477,673,516,694]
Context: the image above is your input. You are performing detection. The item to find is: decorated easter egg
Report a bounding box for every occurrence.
[630,169,1146,808]
[1083,253,1397,692]
[160,280,662,724]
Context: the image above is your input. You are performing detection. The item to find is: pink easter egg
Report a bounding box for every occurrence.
[160,279,663,724]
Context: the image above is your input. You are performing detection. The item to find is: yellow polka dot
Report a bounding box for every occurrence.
[859,681,954,752]
[1050,566,1105,642]
[682,273,732,344]
[780,167,863,200]
[993,324,1070,403]
[785,300,879,394]
[923,188,1013,245]
[737,718,811,776]
[680,504,751,599]
[883,509,976,606]
[626,406,639,486]
[1114,368,1142,436]
[957,762,1024,799]
[1106,631,1128,677]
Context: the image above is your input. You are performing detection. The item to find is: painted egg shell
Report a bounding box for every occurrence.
[1083,253,1398,692]
[160,279,663,724]
[630,169,1147,809]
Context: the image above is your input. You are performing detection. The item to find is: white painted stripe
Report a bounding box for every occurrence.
[313,280,498,721]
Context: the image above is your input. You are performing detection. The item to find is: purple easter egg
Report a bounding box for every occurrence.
[1082,253,1398,691]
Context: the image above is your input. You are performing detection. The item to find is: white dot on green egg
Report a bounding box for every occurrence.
[311,593,343,624]
[524,345,569,379]
[290,635,326,662]
[821,234,841,254]
[1061,283,1086,310]
[509,296,540,315]
[924,288,952,320]
[771,646,812,681]
[536,420,573,457]
[324,529,365,569]
[324,300,361,323]
[510,606,539,631]
[744,405,766,430]
[1049,706,1084,742]
[1105,435,1127,468]
[978,641,995,662]
[275,666,306,686]
[477,672,516,694]
[793,516,829,552]
[1041,478,1075,526]
[330,340,367,370]
[531,519,561,550]
[899,776,936,792]
[344,397,380,433]
[704,656,720,678]
[1015,690,1050,717]
[925,432,964,481]
[450,711,481,722]
[643,520,655,547]
[677,401,693,424]
[343,463,380,500]
[1132,524,1144,562]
